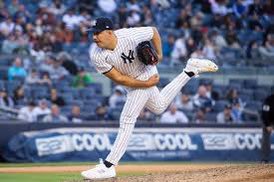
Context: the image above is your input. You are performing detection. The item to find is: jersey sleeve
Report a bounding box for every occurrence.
[130,27,154,44]
[89,44,113,74]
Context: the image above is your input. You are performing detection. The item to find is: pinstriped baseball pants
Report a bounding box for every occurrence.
[106,72,191,165]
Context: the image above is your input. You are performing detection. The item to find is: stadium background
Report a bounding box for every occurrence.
[0,0,273,181]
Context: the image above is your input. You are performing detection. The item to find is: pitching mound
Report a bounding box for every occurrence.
[77,164,274,182]
[1,163,273,182]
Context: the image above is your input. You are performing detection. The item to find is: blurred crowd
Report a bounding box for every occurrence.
[0,0,273,123]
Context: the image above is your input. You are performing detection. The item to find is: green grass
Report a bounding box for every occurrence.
[0,172,145,182]
[0,172,81,182]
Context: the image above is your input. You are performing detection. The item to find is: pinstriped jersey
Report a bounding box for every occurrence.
[89,27,158,80]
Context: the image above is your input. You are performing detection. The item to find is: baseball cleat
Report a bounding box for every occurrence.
[184,58,218,76]
[81,160,116,180]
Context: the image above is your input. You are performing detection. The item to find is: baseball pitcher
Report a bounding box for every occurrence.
[81,17,218,180]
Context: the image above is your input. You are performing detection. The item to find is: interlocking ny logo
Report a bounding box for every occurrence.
[121,50,134,64]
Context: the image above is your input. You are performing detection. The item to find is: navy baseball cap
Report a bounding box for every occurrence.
[87,17,113,33]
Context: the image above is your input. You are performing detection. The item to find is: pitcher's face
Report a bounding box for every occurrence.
[93,30,112,49]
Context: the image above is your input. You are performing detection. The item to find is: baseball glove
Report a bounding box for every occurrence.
[136,41,158,65]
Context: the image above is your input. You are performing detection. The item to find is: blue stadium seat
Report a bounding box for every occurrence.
[245,101,262,111]
[62,93,74,103]
[253,89,268,101]
[213,100,229,112]
[86,83,103,95]
[80,88,96,100]
[66,100,84,108]
[243,79,257,89]
[205,112,217,122]
[239,89,254,100]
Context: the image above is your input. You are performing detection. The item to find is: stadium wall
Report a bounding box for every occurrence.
[1,122,273,162]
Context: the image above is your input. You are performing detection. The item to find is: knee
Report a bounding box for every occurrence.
[151,106,167,115]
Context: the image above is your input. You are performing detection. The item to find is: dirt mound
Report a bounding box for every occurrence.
[114,164,274,182]
[71,164,274,182]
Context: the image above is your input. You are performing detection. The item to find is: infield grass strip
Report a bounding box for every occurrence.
[0,172,145,182]
[0,172,81,182]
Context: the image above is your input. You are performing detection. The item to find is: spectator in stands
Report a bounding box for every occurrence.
[175,92,194,111]
[26,69,41,85]
[95,104,108,121]
[109,86,126,109]
[78,0,95,15]
[43,104,68,122]
[126,5,141,26]
[50,88,65,107]
[8,57,27,81]
[190,45,205,58]
[210,13,225,29]
[117,5,127,28]
[211,29,227,49]
[138,108,155,121]
[47,33,62,53]
[246,40,259,59]
[62,8,80,30]
[47,56,69,81]
[1,34,19,54]
[49,0,67,16]
[225,29,241,49]
[193,85,214,112]
[163,34,175,58]
[0,16,14,37]
[204,81,219,101]
[203,38,218,60]
[142,5,153,26]
[17,101,37,122]
[13,85,26,106]
[175,9,191,29]
[13,26,28,54]
[98,0,117,14]
[248,0,263,16]
[0,88,14,108]
[40,72,52,86]
[14,4,31,25]
[171,35,187,65]
[190,12,204,28]
[209,0,231,16]
[160,103,189,124]
[57,52,78,75]
[231,100,244,123]
[248,12,263,32]
[226,88,244,107]
[232,0,248,18]
[33,99,51,121]
[263,0,274,15]
[39,55,54,73]
[72,67,94,88]
[216,104,233,123]
[194,108,206,123]
[68,105,83,123]
[259,33,274,59]
[36,3,57,26]
[7,0,20,16]
[185,37,197,57]
[55,22,74,44]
